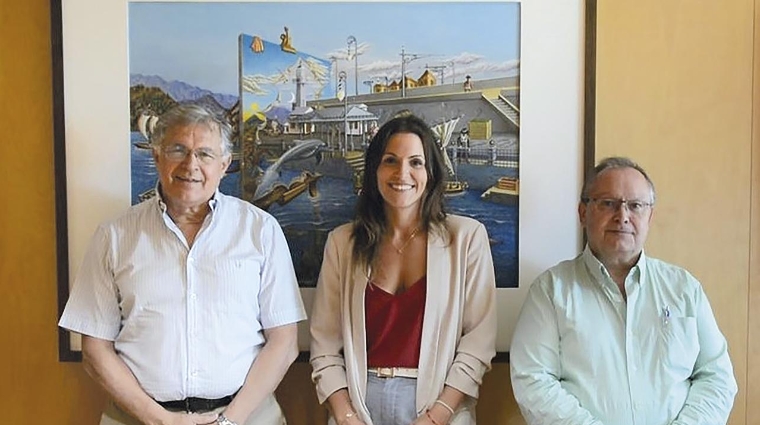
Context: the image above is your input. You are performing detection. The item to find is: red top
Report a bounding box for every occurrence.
[365,276,426,368]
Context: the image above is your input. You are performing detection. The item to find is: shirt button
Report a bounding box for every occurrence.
[189,293,197,300]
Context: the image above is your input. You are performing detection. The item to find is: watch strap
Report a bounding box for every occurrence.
[216,413,239,425]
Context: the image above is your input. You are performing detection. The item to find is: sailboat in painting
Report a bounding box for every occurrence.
[432,116,468,195]
[133,111,159,150]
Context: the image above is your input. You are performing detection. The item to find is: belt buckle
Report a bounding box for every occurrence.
[375,367,395,378]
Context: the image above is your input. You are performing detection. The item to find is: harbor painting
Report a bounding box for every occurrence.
[128,2,521,288]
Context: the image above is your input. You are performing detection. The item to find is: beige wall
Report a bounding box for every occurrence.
[1,1,757,424]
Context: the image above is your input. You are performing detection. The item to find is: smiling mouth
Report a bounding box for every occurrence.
[174,176,202,183]
[389,183,414,191]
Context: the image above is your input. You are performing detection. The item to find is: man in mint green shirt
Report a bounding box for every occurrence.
[510,157,737,425]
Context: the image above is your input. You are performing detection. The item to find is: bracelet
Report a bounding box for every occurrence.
[425,410,443,425]
[338,411,356,425]
[434,399,455,415]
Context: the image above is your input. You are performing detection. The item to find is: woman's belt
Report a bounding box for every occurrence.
[368,367,418,379]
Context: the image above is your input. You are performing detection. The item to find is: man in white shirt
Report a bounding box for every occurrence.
[59,103,306,425]
[510,156,737,425]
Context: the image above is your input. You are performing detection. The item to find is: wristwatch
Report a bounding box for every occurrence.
[216,413,239,425]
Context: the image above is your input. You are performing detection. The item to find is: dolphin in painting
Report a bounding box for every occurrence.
[253,139,326,200]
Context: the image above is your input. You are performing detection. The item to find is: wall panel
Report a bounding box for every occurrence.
[595,2,754,423]
[0,0,107,421]
[747,1,760,423]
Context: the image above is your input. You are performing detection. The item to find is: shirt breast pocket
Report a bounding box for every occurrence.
[210,258,261,305]
[658,316,699,377]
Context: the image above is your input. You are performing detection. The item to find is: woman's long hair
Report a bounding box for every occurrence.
[351,114,448,267]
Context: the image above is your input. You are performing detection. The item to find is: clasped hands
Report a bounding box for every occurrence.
[159,411,219,425]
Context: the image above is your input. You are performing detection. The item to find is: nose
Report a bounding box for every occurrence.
[389,163,404,177]
[613,203,631,223]
[179,150,200,166]
[397,161,413,175]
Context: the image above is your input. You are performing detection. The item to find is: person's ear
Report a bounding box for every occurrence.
[578,201,588,228]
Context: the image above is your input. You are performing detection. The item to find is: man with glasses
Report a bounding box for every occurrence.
[510,157,737,424]
[59,103,306,425]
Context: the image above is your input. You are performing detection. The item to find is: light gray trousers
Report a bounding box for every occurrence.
[365,374,418,425]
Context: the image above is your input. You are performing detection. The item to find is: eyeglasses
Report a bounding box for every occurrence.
[161,144,222,165]
[583,198,653,216]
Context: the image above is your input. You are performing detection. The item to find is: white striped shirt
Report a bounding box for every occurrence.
[59,191,306,401]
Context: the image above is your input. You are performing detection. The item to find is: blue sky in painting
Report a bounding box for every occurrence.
[129,2,520,96]
[239,35,332,117]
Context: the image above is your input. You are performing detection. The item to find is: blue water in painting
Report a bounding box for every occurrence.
[130,132,518,288]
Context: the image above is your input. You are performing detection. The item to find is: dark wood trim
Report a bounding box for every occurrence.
[50,0,79,362]
[584,0,598,175]
[581,0,597,249]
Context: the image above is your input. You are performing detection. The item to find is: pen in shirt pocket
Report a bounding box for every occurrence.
[662,305,670,326]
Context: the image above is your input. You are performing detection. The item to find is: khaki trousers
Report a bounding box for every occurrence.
[100,394,286,425]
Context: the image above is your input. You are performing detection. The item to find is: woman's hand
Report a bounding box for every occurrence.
[410,413,435,425]
[411,409,449,425]
[342,415,368,425]
[328,389,368,425]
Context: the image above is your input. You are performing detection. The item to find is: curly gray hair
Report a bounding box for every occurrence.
[150,103,233,158]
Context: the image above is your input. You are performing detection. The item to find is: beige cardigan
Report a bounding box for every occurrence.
[310,215,497,425]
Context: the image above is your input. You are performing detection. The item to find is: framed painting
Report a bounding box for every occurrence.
[52,0,596,361]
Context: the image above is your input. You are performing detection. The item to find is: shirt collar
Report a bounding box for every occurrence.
[153,184,221,215]
[582,245,647,288]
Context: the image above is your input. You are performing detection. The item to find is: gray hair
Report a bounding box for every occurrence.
[150,103,233,157]
[581,156,656,203]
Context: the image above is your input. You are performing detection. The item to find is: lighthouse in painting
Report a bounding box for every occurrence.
[294,62,306,109]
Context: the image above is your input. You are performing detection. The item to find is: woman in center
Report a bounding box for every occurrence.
[310,114,497,425]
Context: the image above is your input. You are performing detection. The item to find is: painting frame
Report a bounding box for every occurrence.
[51,0,597,362]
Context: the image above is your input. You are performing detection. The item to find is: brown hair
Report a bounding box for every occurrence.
[351,114,449,267]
